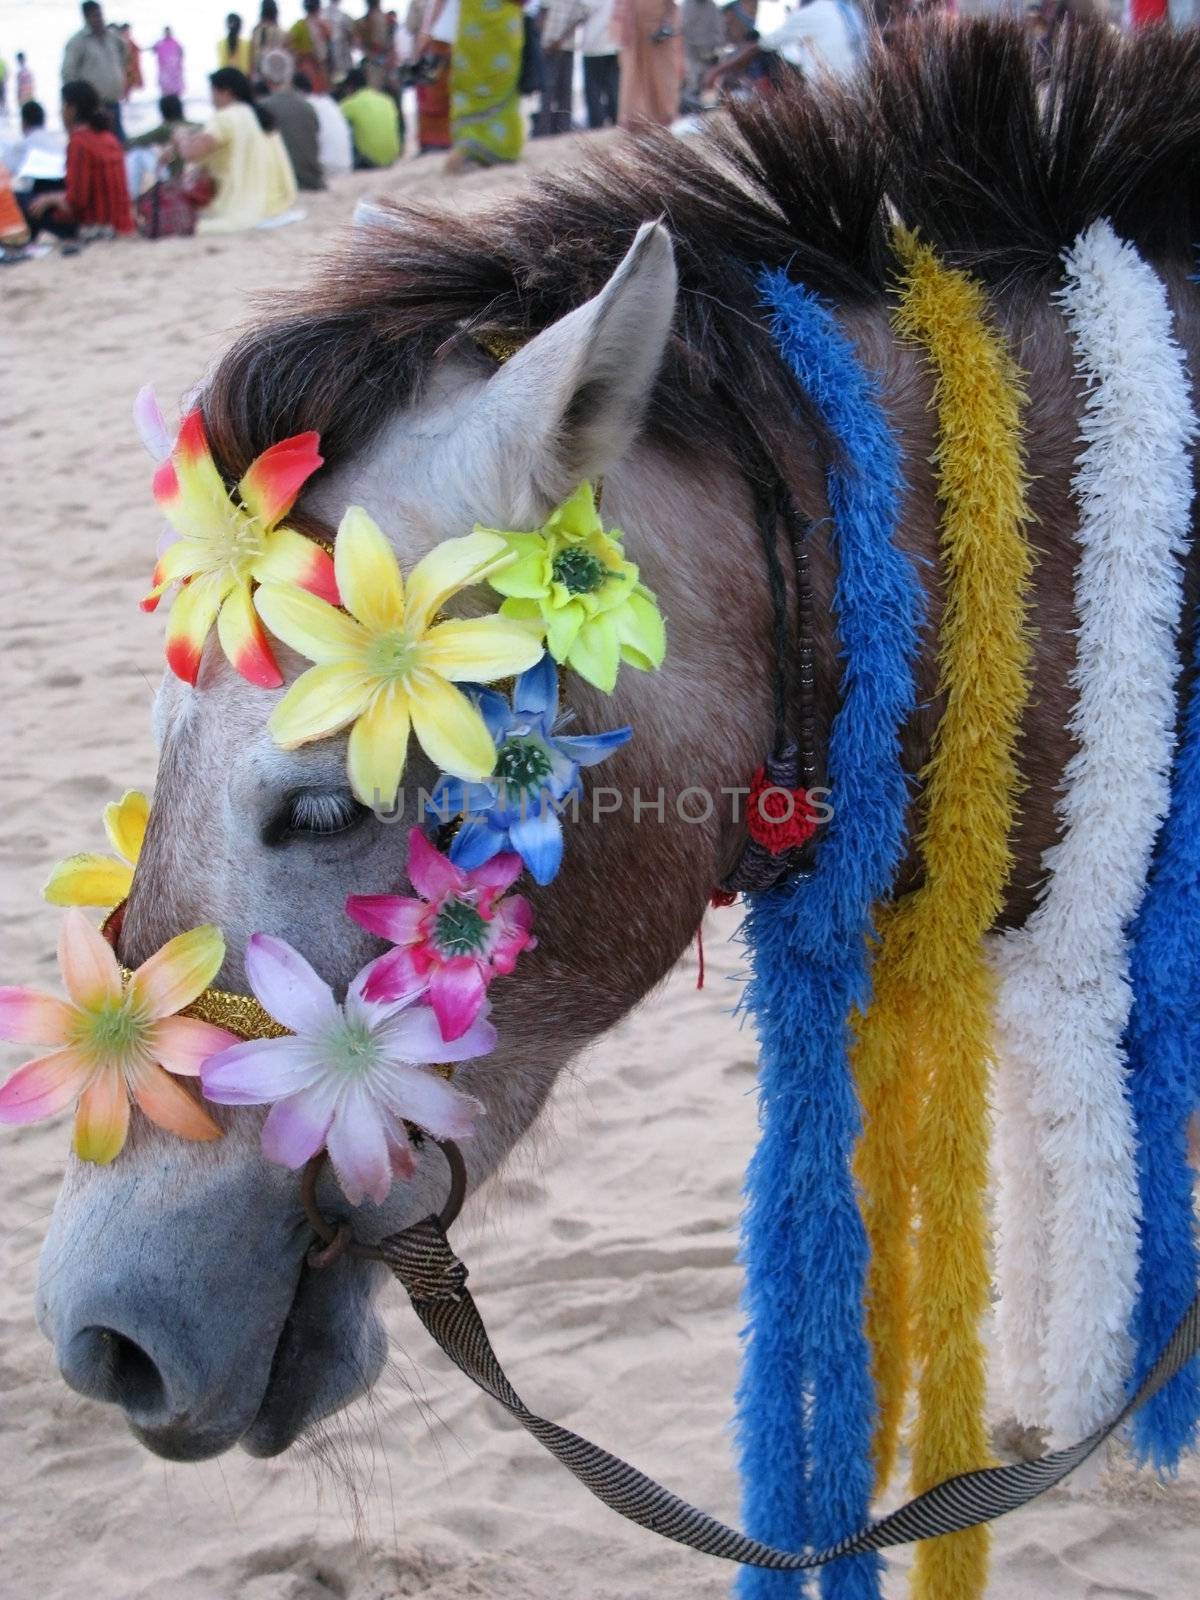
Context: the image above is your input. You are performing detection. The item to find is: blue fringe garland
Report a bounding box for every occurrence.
[1125,613,1200,1469]
[735,270,921,1598]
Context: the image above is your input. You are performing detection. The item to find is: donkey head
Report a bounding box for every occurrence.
[36,224,775,1461]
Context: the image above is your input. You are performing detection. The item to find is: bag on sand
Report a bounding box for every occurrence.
[137,177,197,239]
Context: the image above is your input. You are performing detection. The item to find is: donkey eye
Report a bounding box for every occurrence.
[265,789,366,845]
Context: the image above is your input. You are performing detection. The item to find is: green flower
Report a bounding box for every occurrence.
[481,483,666,693]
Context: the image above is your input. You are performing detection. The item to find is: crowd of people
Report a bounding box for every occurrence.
[0,0,1146,260]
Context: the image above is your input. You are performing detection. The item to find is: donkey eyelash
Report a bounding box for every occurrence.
[269,789,366,844]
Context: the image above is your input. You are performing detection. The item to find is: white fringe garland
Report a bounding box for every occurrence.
[992,220,1196,1444]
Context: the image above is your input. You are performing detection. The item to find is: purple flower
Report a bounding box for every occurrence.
[201,934,492,1205]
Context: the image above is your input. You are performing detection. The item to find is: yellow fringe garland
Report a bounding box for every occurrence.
[852,230,1034,1600]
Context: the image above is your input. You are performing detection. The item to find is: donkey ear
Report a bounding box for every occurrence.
[462,222,678,523]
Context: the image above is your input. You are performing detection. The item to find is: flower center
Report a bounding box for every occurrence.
[434,897,490,957]
[366,629,418,682]
[75,997,147,1069]
[494,736,553,796]
[226,513,266,579]
[329,1017,383,1078]
[551,547,607,596]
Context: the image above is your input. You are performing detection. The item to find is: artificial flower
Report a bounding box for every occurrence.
[43,789,150,909]
[141,408,335,689]
[428,653,632,884]
[347,827,534,1039]
[0,910,231,1163]
[200,933,490,1205]
[483,482,666,693]
[255,506,543,808]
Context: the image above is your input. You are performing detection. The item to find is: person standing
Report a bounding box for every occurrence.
[62,2,128,142]
[614,0,682,127]
[325,1,356,82]
[539,0,582,135]
[217,14,253,74]
[259,47,324,189]
[681,0,721,98]
[356,0,396,89]
[251,2,289,77]
[289,0,331,91]
[580,0,619,127]
[16,52,35,106]
[153,28,185,97]
[413,0,454,153]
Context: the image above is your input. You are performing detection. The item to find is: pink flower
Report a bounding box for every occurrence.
[200,933,491,1205]
[347,828,535,1042]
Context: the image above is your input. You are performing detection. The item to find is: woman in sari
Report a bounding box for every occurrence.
[422,0,524,167]
[173,67,296,235]
[615,0,682,127]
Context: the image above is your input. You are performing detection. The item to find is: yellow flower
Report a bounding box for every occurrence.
[44,790,150,910]
[483,483,666,693]
[255,507,544,808]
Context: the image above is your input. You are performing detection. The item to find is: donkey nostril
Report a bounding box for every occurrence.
[62,1325,167,1417]
[105,1330,166,1414]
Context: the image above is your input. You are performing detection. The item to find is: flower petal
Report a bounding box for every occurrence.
[334,506,406,633]
[216,580,284,688]
[566,612,621,692]
[43,853,133,909]
[73,1070,130,1164]
[0,1048,89,1124]
[485,534,552,599]
[140,536,209,609]
[344,893,426,946]
[405,825,463,901]
[254,582,368,665]
[407,675,497,782]
[357,946,425,1004]
[238,432,323,528]
[448,818,510,871]
[132,1062,222,1143]
[128,924,226,1021]
[542,600,584,664]
[165,569,234,685]
[252,527,340,606]
[133,385,174,463]
[0,988,77,1046]
[405,530,512,634]
[546,481,603,542]
[491,897,534,974]
[468,851,525,893]
[553,726,633,766]
[268,662,376,750]
[158,410,233,535]
[58,909,122,1010]
[244,933,339,1034]
[616,589,667,670]
[374,1057,485,1140]
[346,683,411,809]
[377,1004,496,1068]
[326,1084,392,1206]
[428,959,488,1041]
[149,1016,239,1076]
[508,803,565,885]
[201,1036,326,1104]
[260,1078,340,1169]
[103,790,150,865]
[513,653,558,718]
[422,617,546,683]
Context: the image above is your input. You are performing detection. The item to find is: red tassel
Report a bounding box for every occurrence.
[696,923,706,989]
[709,888,738,908]
[746,765,818,854]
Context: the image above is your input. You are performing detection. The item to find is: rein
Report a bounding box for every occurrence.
[301,1148,1200,1573]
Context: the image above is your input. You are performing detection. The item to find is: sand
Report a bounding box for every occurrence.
[1,141,1197,1600]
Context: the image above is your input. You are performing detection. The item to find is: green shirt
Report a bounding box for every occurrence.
[339,88,401,168]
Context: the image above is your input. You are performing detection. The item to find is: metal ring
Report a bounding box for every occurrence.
[300,1138,467,1268]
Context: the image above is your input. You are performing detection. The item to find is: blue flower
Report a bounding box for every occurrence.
[427,654,631,885]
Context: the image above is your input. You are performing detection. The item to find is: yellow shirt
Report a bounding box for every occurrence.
[216,37,253,74]
[197,102,296,235]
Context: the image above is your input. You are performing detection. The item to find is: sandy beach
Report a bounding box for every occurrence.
[1,141,1198,1600]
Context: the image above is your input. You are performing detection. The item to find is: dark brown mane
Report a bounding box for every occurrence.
[202,18,1200,495]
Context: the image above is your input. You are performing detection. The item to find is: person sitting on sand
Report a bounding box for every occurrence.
[172,66,297,236]
[337,66,402,169]
[259,47,324,190]
[21,79,134,242]
[1,101,67,193]
[294,70,353,179]
[125,93,198,194]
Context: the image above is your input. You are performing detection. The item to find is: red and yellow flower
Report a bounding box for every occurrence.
[142,411,335,688]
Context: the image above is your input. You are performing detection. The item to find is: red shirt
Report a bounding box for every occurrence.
[66,126,135,234]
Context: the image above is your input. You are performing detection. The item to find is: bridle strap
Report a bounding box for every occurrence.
[372,1211,1200,1571]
